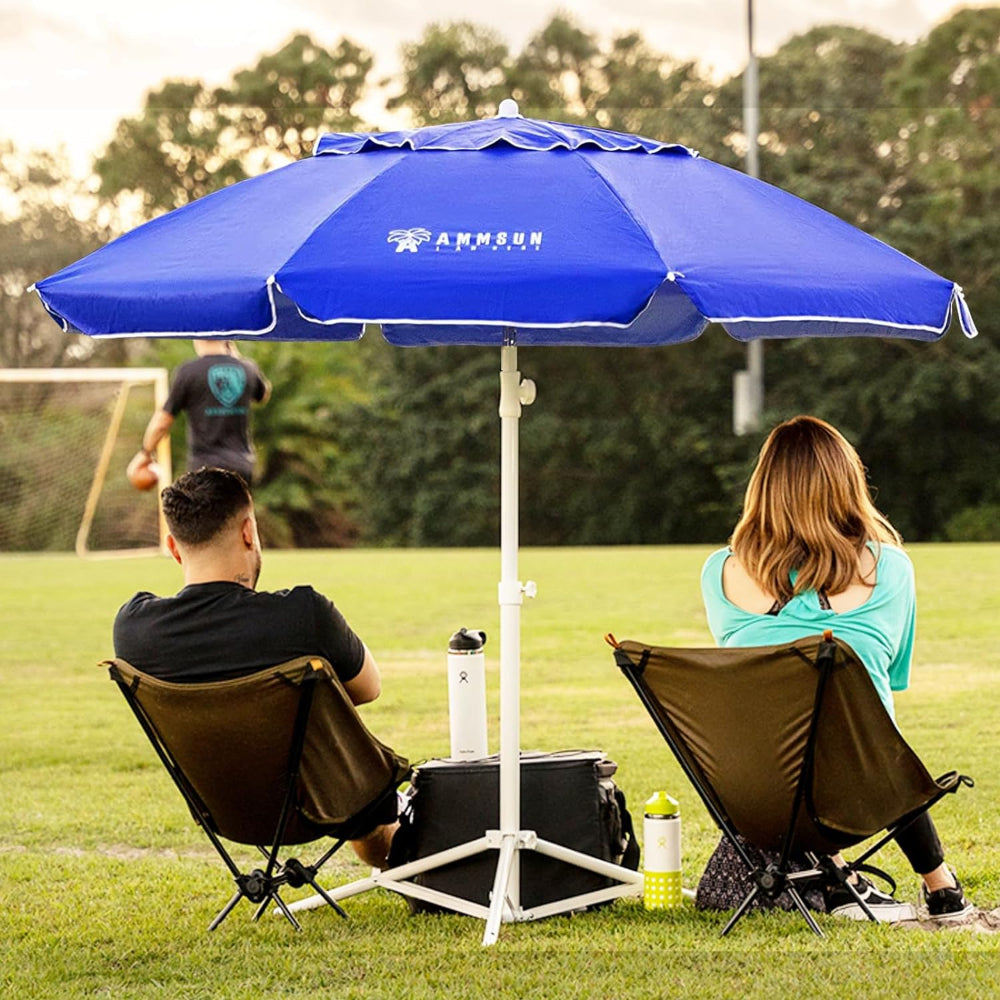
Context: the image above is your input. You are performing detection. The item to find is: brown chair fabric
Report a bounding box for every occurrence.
[615,635,950,857]
[109,656,409,846]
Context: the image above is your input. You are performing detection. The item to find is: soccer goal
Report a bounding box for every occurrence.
[0,368,172,557]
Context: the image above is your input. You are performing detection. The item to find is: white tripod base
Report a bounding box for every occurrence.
[285,830,644,945]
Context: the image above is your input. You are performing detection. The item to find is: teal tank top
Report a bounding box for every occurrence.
[700,543,915,719]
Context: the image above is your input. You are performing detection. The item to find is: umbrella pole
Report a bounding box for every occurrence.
[288,339,641,939]
[483,339,525,944]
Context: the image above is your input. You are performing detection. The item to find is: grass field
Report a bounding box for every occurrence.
[1,544,998,998]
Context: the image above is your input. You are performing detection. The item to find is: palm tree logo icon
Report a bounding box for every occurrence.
[388,228,433,253]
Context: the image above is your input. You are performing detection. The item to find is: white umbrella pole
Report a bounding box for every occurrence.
[483,340,527,943]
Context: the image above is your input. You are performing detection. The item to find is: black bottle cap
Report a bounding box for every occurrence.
[449,628,487,652]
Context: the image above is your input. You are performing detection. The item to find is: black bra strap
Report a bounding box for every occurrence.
[767,590,831,615]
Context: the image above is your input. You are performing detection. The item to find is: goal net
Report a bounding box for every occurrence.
[0,368,172,556]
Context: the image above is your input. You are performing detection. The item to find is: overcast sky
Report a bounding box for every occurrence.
[0,0,987,174]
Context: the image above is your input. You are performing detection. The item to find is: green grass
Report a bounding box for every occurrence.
[1,544,998,998]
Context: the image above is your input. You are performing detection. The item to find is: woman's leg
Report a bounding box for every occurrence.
[893,812,953,887]
[896,812,955,892]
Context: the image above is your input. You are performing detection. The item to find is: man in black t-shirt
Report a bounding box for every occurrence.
[113,467,397,867]
[131,340,270,487]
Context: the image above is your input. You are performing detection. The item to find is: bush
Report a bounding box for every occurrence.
[944,504,1000,542]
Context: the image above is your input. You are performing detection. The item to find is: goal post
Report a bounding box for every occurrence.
[0,368,172,557]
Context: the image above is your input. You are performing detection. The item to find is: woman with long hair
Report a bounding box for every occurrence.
[700,415,972,923]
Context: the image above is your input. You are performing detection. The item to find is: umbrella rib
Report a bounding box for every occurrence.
[567,149,676,276]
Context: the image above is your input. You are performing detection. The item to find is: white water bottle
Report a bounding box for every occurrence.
[643,791,682,909]
[447,628,488,760]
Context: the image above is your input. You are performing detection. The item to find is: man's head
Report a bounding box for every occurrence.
[162,468,261,587]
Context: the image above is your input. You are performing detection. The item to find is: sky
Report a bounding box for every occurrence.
[0,0,988,175]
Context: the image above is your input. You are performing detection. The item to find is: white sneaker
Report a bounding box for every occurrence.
[826,873,916,923]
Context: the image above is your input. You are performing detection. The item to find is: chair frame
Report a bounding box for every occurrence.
[612,631,971,937]
[110,659,397,931]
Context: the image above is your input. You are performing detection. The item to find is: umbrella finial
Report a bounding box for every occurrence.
[497,98,520,118]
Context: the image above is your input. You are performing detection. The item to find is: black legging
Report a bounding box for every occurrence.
[894,811,945,875]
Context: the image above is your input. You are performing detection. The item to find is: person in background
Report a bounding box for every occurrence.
[699,414,974,923]
[112,467,397,868]
[130,340,270,487]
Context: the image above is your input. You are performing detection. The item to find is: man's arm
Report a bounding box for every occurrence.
[140,409,174,457]
[343,643,381,705]
[129,408,174,472]
[310,590,381,705]
[255,372,272,406]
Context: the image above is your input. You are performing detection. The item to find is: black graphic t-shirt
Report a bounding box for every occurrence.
[113,582,366,683]
[164,355,267,477]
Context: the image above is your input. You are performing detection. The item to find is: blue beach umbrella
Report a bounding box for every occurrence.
[32,101,977,942]
[34,104,976,345]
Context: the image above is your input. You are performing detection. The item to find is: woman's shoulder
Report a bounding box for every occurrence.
[700,547,731,587]
[871,543,914,597]
[701,546,731,572]
[874,542,913,574]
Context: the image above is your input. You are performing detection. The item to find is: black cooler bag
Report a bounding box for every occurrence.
[390,750,638,912]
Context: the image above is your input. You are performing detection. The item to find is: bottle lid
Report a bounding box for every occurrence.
[644,791,679,817]
[449,628,487,652]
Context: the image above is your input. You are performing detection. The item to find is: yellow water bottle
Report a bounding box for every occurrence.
[643,792,682,909]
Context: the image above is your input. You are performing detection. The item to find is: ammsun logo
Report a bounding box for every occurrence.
[388,229,543,253]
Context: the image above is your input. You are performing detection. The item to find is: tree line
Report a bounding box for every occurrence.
[2,9,998,546]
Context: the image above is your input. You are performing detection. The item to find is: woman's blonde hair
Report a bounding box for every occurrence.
[730,415,902,600]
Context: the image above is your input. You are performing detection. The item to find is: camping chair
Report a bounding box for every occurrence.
[608,630,972,937]
[107,655,411,931]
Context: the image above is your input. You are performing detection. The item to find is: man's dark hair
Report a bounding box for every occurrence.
[162,467,253,546]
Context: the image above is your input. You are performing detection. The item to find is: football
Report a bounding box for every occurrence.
[127,453,160,491]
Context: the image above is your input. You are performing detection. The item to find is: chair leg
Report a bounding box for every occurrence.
[279,855,349,921]
[208,889,245,932]
[721,876,825,938]
[838,877,878,923]
[820,856,879,923]
[785,885,825,937]
[301,876,349,920]
[262,892,302,931]
[721,885,761,936]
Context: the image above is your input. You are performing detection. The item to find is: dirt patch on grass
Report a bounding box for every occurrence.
[894,907,1000,934]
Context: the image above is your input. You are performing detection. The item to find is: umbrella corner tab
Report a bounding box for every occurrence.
[953,285,979,339]
[29,285,69,333]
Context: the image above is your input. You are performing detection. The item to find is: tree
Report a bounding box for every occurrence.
[214,34,373,162]
[95,34,374,215]
[0,143,125,368]
[390,13,718,145]
[374,16,745,545]
[247,339,372,547]
[868,8,1000,537]
[713,26,906,225]
[882,8,1000,316]
[509,14,602,118]
[354,337,499,546]
[596,33,716,146]
[388,22,510,125]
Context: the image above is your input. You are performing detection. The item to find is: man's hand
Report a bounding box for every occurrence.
[126,450,160,492]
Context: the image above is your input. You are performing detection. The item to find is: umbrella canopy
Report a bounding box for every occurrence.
[33,103,977,345]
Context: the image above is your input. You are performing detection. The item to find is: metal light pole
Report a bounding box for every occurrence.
[733,0,764,435]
